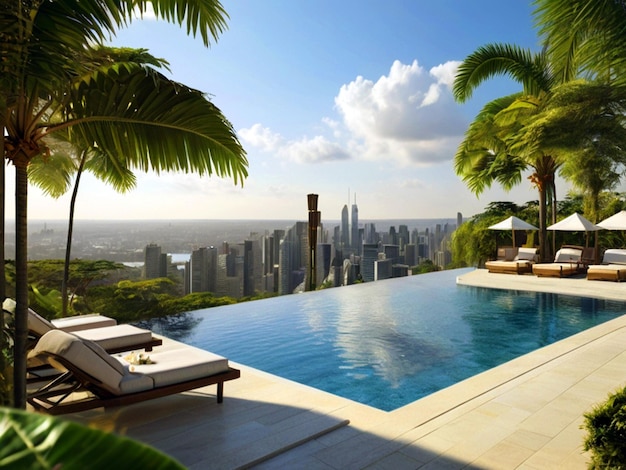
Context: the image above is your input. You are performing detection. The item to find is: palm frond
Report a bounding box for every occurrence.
[47,62,248,184]
[453,43,552,102]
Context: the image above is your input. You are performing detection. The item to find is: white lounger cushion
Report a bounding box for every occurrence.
[51,314,117,332]
[601,249,626,265]
[74,324,153,352]
[32,330,231,396]
[515,247,537,261]
[119,349,230,388]
[554,247,583,262]
[3,298,117,336]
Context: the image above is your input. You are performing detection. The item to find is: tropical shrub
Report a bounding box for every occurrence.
[582,386,626,469]
[0,407,184,469]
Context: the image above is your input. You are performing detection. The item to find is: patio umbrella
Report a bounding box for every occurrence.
[488,216,538,247]
[597,210,626,230]
[547,213,600,232]
[547,212,600,248]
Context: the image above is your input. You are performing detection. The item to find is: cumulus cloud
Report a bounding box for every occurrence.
[335,59,467,165]
[240,59,467,168]
[239,123,350,164]
[239,123,283,152]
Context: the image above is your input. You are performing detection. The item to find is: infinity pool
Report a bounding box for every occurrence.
[139,268,626,411]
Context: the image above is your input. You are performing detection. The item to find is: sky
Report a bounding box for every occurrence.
[10,0,577,222]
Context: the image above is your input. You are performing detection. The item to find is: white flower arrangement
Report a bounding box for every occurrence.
[124,351,154,365]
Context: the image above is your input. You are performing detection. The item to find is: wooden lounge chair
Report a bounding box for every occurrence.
[587,249,626,282]
[485,247,537,274]
[532,246,585,278]
[3,299,162,354]
[27,330,241,415]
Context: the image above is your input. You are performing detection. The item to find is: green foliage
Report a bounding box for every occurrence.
[157,292,237,316]
[411,259,440,275]
[583,386,626,469]
[0,407,185,469]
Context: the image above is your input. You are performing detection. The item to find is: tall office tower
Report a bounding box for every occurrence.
[364,222,377,244]
[374,258,393,281]
[405,244,418,267]
[316,243,333,287]
[389,226,397,245]
[144,243,162,279]
[457,212,463,228]
[398,225,409,250]
[243,238,262,297]
[383,244,401,265]
[264,234,273,276]
[278,223,306,295]
[333,225,341,250]
[341,205,350,252]
[351,198,359,255]
[190,246,217,293]
[183,260,191,294]
[361,243,379,282]
[411,228,419,245]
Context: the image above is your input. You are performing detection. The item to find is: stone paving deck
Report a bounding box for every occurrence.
[67,269,626,468]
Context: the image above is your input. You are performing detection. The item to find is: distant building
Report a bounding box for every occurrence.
[351,199,360,256]
[374,258,392,281]
[144,243,164,279]
[361,243,379,282]
[190,246,217,293]
[341,204,349,253]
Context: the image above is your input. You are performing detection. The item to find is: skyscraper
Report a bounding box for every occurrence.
[351,197,359,256]
[341,204,349,252]
[144,243,162,279]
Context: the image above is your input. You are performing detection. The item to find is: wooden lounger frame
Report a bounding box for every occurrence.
[587,266,626,282]
[27,351,241,415]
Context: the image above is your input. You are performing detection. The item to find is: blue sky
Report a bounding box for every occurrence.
[16,1,568,222]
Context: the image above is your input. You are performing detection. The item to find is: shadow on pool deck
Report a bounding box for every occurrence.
[64,269,626,468]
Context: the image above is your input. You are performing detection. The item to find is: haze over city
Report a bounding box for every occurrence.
[5,1,590,222]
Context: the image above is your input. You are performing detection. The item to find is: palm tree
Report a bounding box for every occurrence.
[2,1,246,409]
[453,44,558,261]
[534,0,626,85]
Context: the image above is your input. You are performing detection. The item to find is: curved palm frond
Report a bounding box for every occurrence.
[84,150,138,193]
[47,61,248,185]
[453,43,552,103]
[534,0,626,84]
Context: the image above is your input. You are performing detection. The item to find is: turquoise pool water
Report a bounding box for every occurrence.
[139,268,626,411]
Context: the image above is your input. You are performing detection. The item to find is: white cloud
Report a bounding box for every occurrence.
[335,59,468,165]
[240,59,468,169]
[238,123,283,152]
[239,124,350,164]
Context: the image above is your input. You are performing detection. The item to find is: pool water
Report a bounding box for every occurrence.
[138,268,626,411]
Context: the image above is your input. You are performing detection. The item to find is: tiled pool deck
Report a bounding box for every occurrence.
[67,269,626,469]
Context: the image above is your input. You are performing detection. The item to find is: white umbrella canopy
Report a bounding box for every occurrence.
[488,216,538,231]
[488,216,538,247]
[547,213,600,232]
[597,210,626,230]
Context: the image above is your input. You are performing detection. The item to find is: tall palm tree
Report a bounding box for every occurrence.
[454,44,558,261]
[534,0,626,85]
[1,1,246,409]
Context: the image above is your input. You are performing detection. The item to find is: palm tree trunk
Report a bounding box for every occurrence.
[62,152,87,316]
[13,157,28,409]
[538,185,548,263]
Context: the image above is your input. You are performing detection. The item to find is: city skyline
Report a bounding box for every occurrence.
[4,1,586,222]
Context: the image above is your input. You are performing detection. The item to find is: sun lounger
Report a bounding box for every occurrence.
[587,249,626,282]
[485,247,537,274]
[532,246,585,278]
[3,299,162,354]
[27,329,241,415]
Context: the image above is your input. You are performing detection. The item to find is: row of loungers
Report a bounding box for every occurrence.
[3,300,241,415]
[486,247,626,282]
